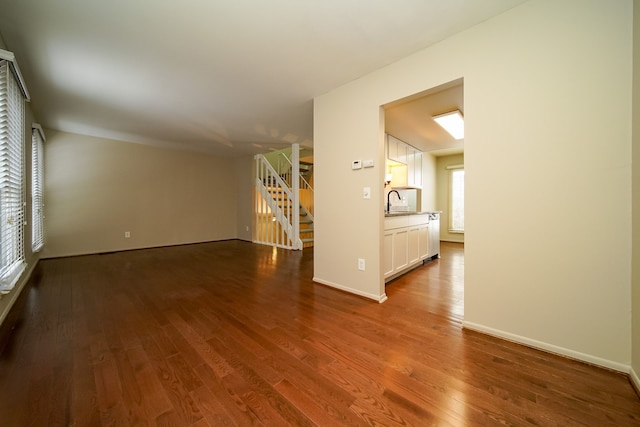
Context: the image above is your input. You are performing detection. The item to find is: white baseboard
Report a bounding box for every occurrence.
[313,277,387,303]
[0,260,39,327]
[630,367,640,395]
[462,321,631,374]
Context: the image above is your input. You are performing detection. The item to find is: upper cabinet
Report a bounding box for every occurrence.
[387,135,400,163]
[407,151,422,188]
[386,134,422,188]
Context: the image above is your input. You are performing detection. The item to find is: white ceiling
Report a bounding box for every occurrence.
[385,79,464,156]
[0,0,526,157]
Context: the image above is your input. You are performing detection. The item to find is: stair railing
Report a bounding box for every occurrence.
[277,152,314,222]
[254,154,302,250]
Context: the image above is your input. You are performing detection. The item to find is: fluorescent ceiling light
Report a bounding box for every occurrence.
[433,110,464,140]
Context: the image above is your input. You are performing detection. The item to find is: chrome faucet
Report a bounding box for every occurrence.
[387,190,401,213]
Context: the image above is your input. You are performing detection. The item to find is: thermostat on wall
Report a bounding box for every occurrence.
[352,160,362,170]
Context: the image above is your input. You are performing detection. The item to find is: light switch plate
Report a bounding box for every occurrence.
[363,159,374,168]
[363,187,371,199]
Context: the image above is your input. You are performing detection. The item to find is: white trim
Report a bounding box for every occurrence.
[445,164,464,170]
[631,367,640,395]
[0,49,30,101]
[440,238,464,244]
[462,321,630,374]
[448,167,464,232]
[32,123,46,141]
[0,260,37,326]
[313,276,388,303]
[31,125,45,252]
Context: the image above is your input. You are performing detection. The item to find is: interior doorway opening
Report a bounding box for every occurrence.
[382,78,464,317]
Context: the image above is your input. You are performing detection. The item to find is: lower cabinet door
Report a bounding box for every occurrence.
[383,231,394,278]
[393,229,409,273]
[408,226,420,265]
[419,224,429,260]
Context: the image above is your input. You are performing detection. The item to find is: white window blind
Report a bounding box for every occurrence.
[449,167,465,233]
[0,59,26,294]
[32,124,44,252]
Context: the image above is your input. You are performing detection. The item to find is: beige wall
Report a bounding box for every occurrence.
[314,0,633,371]
[436,154,464,243]
[631,0,640,388]
[41,130,238,258]
[235,155,254,242]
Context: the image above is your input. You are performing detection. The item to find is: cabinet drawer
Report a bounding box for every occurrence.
[409,214,429,226]
[384,216,409,230]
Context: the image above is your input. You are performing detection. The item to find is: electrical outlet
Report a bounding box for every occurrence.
[358,258,365,271]
[125,231,130,238]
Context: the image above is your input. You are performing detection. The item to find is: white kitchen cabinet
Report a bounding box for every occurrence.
[384,214,432,281]
[392,229,409,273]
[412,151,422,188]
[406,147,415,185]
[396,143,408,164]
[406,148,423,188]
[383,231,394,277]
[408,226,420,265]
[387,135,407,164]
[387,135,398,162]
[418,224,430,260]
[386,134,422,187]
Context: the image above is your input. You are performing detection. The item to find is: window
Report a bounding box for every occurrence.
[449,167,464,233]
[0,53,29,295]
[32,124,44,252]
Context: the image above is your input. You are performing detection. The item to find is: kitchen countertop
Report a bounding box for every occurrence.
[384,211,441,217]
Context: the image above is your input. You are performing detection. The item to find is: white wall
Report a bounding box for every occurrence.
[42,130,238,258]
[314,0,633,370]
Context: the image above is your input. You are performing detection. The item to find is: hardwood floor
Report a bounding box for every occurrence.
[0,240,638,426]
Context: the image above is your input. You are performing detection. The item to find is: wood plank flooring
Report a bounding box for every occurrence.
[0,240,638,426]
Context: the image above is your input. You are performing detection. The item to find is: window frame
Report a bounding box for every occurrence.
[0,50,30,295]
[32,124,45,252]
[448,165,465,234]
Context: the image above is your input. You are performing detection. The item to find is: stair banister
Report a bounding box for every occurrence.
[291,144,300,249]
[277,151,314,222]
[254,153,303,249]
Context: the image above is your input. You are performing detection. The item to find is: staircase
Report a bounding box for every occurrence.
[299,211,314,248]
[254,144,314,250]
[264,186,314,249]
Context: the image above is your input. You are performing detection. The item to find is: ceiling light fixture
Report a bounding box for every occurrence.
[433,110,464,140]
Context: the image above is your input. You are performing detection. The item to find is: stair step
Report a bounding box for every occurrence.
[301,237,314,243]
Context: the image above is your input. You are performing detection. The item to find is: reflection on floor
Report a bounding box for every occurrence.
[385,241,464,323]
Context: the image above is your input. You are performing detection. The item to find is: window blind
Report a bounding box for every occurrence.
[0,60,26,294]
[449,168,465,233]
[32,124,44,252]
